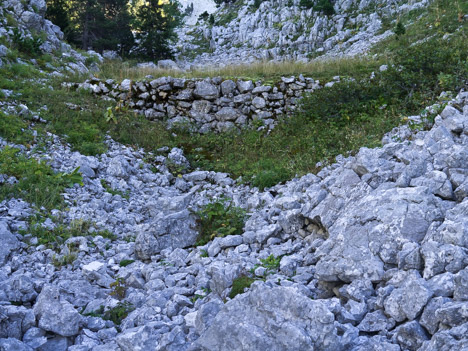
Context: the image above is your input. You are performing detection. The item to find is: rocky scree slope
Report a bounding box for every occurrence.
[0,0,100,74]
[175,0,430,67]
[2,71,468,349]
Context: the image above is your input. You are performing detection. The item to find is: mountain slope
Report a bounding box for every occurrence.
[175,0,431,66]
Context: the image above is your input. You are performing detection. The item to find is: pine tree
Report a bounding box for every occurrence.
[63,0,134,54]
[394,21,406,39]
[92,0,134,55]
[134,0,182,60]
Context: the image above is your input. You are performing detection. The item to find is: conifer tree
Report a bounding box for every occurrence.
[134,0,182,60]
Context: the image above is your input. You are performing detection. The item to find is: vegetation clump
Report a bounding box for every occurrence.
[300,0,335,15]
[25,217,116,247]
[11,28,43,57]
[0,147,83,210]
[100,179,130,199]
[83,302,134,326]
[195,197,247,246]
[0,111,33,145]
[119,259,135,267]
[229,275,256,299]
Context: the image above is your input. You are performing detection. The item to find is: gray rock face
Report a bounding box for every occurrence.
[392,321,429,351]
[315,187,443,283]
[236,80,254,94]
[215,107,239,121]
[193,81,219,100]
[220,80,236,96]
[0,45,8,57]
[74,74,321,134]
[135,210,199,260]
[33,285,82,337]
[2,55,468,351]
[454,267,468,300]
[0,222,20,266]
[357,310,395,332]
[419,322,468,351]
[158,59,179,70]
[0,305,35,339]
[0,338,34,351]
[195,283,340,351]
[383,275,433,322]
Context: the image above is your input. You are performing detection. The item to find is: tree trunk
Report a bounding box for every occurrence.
[82,10,90,50]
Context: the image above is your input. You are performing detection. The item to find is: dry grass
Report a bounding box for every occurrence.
[95,56,385,83]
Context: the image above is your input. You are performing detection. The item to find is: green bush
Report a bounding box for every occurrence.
[251,159,290,190]
[251,0,263,10]
[84,302,134,325]
[382,36,468,106]
[299,0,314,9]
[314,0,335,15]
[229,275,255,299]
[11,28,43,57]
[259,254,281,272]
[300,0,334,15]
[0,111,33,144]
[299,79,385,124]
[195,197,247,246]
[119,259,135,267]
[394,21,406,38]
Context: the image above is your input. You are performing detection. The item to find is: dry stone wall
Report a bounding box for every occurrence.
[72,75,324,133]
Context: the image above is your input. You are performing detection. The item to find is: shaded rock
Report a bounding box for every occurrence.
[135,210,199,260]
[0,222,20,266]
[420,297,451,335]
[392,321,429,351]
[0,305,35,339]
[454,267,468,300]
[419,322,468,351]
[357,310,395,332]
[435,301,468,327]
[220,80,236,96]
[215,107,239,121]
[236,80,254,94]
[0,338,33,351]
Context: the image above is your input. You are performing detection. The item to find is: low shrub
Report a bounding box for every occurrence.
[25,217,115,247]
[119,259,135,267]
[229,275,256,299]
[11,28,43,57]
[195,197,247,246]
[0,111,33,144]
[0,147,83,210]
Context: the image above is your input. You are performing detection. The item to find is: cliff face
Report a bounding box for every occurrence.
[175,0,431,67]
[179,0,217,25]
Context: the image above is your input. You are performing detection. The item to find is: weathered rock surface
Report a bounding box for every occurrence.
[174,0,430,67]
[195,283,340,350]
[33,286,82,337]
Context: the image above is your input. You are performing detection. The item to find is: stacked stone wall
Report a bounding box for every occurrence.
[71,75,323,132]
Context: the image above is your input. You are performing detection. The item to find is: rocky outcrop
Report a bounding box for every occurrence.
[194,282,340,350]
[0,0,99,73]
[69,75,322,132]
[175,0,431,67]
